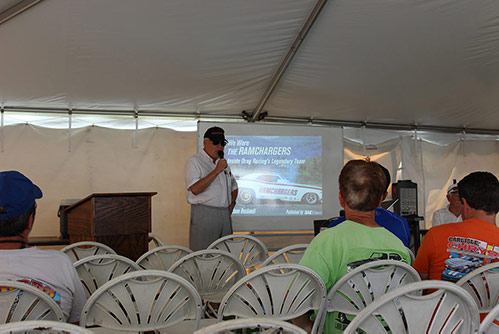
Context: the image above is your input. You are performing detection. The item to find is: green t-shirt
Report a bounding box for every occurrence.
[299,220,410,333]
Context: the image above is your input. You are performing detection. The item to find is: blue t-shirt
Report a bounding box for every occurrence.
[328,207,411,247]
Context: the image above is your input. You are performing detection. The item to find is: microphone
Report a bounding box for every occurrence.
[218,150,227,174]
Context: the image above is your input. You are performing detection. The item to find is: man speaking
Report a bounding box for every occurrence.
[184,126,238,251]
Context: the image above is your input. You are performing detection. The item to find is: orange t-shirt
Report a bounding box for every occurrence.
[413,218,499,321]
[413,218,499,280]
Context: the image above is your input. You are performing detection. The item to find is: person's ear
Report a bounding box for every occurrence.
[26,213,35,231]
[339,193,346,208]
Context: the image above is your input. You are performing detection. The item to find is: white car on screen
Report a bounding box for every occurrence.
[237,173,322,205]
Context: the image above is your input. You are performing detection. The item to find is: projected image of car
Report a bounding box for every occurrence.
[237,173,322,205]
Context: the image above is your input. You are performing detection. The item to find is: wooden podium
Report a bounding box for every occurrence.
[65,192,157,261]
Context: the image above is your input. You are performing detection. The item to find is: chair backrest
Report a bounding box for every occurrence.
[61,241,116,263]
[207,234,269,270]
[217,264,327,334]
[0,320,94,333]
[148,233,166,249]
[406,247,415,264]
[320,259,420,328]
[169,249,246,303]
[480,302,499,334]
[261,244,309,267]
[343,280,480,334]
[74,254,143,298]
[193,317,307,334]
[0,281,64,323]
[456,262,499,314]
[136,245,193,270]
[80,270,202,332]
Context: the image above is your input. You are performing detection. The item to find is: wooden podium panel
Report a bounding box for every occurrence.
[66,192,156,260]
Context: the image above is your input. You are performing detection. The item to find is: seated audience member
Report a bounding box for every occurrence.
[413,171,499,282]
[328,163,411,247]
[297,160,410,333]
[431,181,463,226]
[0,171,86,323]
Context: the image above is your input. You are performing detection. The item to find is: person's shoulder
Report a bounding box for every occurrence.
[425,223,454,237]
[375,208,407,222]
[186,152,202,162]
[313,224,345,241]
[327,216,345,228]
[30,248,74,265]
[433,208,448,215]
[462,218,499,230]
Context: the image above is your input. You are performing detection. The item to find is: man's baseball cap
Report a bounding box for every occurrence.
[447,183,458,194]
[204,126,228,146]
[0,171,42,220]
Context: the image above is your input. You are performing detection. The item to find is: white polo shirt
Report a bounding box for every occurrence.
[184,150,238,207]
[431,206,462,226]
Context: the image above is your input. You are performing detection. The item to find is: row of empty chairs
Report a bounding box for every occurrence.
[60,238,308,303]
[80,264,325,332]
[61,234,307,270]
[0,318,307,334]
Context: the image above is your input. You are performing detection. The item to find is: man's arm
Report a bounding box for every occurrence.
[188,159,227,195]
[412,229,433,281]
[229,188,238,214]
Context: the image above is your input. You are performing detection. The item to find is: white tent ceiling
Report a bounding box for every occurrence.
[1,0,499,134]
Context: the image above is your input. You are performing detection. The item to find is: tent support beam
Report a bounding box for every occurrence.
[0,0,44,26]
[3,106,499,135]
[249,0,329,122]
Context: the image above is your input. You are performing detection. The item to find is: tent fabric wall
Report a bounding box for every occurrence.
[0,124,497,248]
[420,139,499,226]
[0,124,196,246]
[346,133,499,227]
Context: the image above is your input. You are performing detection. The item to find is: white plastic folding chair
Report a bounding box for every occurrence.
[193,318,307,334]
[457,262,499,318]
[217,264,327,334]
[480,302,499,334]
[80,270,202,332]
[261,244,309,267]
[169,249,246,317]
[317,259,421,332]
[207,234,269,271]
[0,281,64,323]
[74,254,142,298]
[406,247,415,265]
[61,241,116,263]
[148,233,166,249]
[343,280,480,334]
[136,245,193,270]
[0,320,94,333]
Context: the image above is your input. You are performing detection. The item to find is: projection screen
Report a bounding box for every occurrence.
[197,122,344,231]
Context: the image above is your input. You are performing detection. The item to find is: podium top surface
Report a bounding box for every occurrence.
[65,192,157,212]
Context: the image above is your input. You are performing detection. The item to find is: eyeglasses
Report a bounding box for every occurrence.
[211,138,228,147]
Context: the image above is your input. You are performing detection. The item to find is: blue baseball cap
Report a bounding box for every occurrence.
[0,171,42,220]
